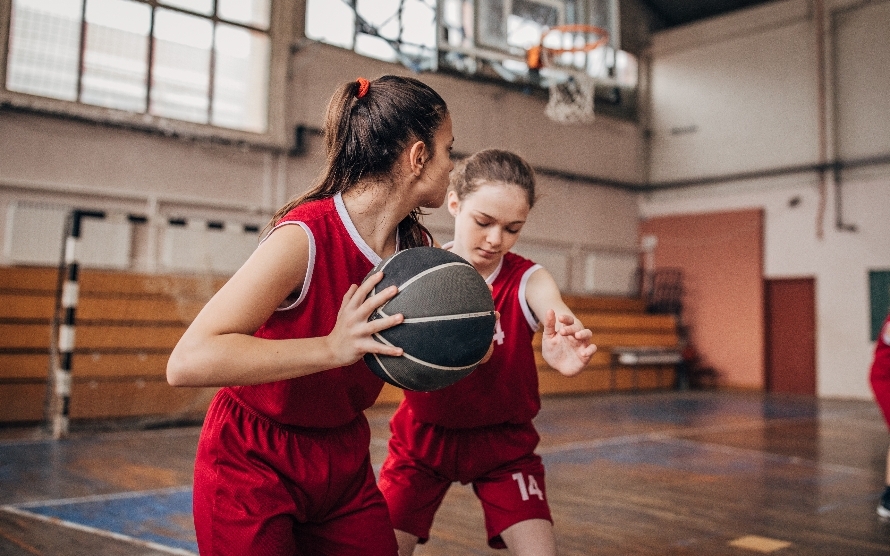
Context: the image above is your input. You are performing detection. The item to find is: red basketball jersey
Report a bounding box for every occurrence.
[404,249,542,428]
[227,194,391,428]
[870,314,890,427]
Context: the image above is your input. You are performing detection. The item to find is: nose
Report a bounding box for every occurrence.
[486,227,502,247]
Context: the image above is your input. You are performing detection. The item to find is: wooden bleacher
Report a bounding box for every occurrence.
[535,295,680,395]
[0,267,681,424]
[375,294,681,404]
[0,266,222,425]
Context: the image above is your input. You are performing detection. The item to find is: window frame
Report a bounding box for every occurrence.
[0,0,289,151]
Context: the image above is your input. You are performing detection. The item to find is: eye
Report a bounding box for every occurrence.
[506,228,521,235]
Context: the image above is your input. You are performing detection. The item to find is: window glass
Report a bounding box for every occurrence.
[159,0,213,16]
[218,0,271,30]
[305,0,355,49]
[150,8,213,123]
[7,0,83,101]
[212,24,269,132]
[81,0,151,112]
[5,0,273,133]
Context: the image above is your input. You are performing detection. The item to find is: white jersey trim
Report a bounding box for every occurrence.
[334,192,384,266]
[485,256,504,286]
[518,264,543,330]
[261,221,316,311]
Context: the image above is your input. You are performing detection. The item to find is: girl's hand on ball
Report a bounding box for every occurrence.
[326,272,404,367]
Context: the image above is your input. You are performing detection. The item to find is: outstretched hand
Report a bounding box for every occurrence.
[541,309,597,376]
[325,271,404,367]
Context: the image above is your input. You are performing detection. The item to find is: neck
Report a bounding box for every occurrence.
[342,183,410,257]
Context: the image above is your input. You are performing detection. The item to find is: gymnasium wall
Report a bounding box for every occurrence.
[641,0,890,399]
[639,209,764,390]
[0,1,644,297]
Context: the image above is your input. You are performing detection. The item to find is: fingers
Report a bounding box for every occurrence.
[365,338,404,357]
[345,272,402,321]
[543,309,557,336]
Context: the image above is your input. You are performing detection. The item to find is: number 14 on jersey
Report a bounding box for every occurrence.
[512,472,544,501]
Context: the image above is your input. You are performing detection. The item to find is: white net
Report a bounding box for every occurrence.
[545,73,597,124]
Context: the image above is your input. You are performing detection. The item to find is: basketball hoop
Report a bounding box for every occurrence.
[526,24,609,124]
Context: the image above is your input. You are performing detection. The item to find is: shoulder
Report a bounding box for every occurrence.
[277,197,335,226]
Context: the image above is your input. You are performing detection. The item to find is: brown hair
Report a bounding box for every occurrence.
[449,149,537,209]
[267,75,449,247]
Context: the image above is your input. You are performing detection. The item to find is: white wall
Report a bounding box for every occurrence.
[642,0,890,399]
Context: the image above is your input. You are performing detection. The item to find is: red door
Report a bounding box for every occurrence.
[764,278,816,395]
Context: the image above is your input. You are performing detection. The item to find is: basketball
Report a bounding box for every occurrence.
[363,246,496,391]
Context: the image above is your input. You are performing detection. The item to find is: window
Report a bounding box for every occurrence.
[5,0,271,133]
[305,0,636,91]
[305,0,438,72]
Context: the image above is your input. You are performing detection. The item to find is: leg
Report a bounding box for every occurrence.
[500,518,557,556]
[880,445,890,518]
[471,425,552,551]
[394,529,420,556]
[378,404,453,548]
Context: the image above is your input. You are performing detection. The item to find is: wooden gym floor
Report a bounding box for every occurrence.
[1,390,889,555]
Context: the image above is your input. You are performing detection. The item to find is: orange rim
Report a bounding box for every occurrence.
[526,24,610,70]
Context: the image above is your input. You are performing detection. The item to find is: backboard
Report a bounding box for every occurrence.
[437,0,620,86]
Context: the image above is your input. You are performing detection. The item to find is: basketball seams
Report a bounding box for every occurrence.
[362,246,495,391]
[401,311,494,323]
[376,261,489,319]
[395,261,471,293]
[365,351,405,388]
[371,333,482,373]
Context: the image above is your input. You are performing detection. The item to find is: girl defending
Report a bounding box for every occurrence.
[167,75,454,555]
[378,149,596,555]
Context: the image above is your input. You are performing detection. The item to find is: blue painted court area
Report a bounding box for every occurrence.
[9,487,197,554]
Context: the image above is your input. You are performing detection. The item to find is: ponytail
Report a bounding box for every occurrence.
[265,75,449,245]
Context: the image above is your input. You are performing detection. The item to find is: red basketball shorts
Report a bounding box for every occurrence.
[377,403,551,549]
[193,390,398,556]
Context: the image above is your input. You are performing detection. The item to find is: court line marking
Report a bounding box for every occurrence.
[0,504,197,556]
[535,417,802,454]
[6,485,192,509]
[535,419,876,477]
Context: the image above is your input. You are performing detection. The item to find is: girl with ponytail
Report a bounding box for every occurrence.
[167,75,453,555]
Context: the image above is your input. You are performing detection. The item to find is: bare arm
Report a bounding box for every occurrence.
[166,225,404,387]
[525,268,597,377]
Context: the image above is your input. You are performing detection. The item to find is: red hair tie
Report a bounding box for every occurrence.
[356,77,370,99]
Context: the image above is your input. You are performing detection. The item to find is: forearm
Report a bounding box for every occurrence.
[167,333,342,387]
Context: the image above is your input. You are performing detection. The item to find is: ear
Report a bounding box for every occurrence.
[407,140,428,177]
[447,190,460,217]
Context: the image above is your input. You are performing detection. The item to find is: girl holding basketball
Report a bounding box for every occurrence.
[166,75,454,556]
[378,148,596,555]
